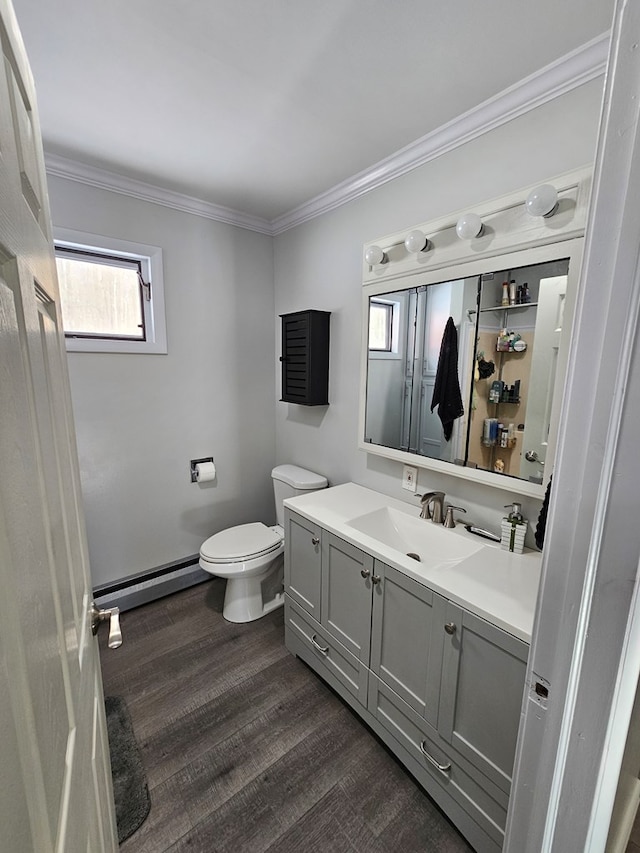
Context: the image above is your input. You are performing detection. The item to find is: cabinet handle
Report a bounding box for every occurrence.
[420,740,451,773]
[360,568,370,579]
[311,537,320,546]
[371,575,381,585]
[444,622,457,635]
[311,634,329,656]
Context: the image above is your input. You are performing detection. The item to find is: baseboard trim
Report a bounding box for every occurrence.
[93,556,210,612]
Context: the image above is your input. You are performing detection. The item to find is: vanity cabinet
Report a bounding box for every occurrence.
[284,507,529,853]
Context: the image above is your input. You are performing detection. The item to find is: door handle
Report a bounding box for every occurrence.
[90,604,123,649]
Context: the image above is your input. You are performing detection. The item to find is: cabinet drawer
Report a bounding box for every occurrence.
[285,596,368,706]
[368,674,508,849]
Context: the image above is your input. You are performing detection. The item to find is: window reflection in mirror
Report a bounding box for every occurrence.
[364,257,570,485]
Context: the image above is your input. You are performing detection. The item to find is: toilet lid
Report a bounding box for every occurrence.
[200,522,283,563]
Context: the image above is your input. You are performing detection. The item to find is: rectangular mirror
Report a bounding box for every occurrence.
[360,240,584,497]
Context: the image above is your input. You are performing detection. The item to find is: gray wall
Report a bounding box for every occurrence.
[273,79,604,536]
[50,77,604,588]
[49,176,276,587]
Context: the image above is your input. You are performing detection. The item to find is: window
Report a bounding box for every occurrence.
[53,228,167,354]
[369,300,394,351]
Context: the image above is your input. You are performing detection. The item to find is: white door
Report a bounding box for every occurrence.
[0,3,118,851]
[519,274,567,481]
[505,0,640,849]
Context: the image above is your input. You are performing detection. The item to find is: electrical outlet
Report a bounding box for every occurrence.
[402,465,418,491]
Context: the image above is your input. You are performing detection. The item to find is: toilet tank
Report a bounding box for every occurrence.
[272,465,328,527]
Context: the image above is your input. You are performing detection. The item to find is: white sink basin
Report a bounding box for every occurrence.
[346,506,484,567]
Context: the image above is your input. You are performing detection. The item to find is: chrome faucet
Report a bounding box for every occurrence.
[419,491,446,523]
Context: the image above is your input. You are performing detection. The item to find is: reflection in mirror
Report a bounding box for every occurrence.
[365,278,478,460]
[364,257,570,484]
[469,258,569,483]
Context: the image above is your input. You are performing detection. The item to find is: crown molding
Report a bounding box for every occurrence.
[44,153,274,235]
[44,33,609,237]
[270,32,609,234]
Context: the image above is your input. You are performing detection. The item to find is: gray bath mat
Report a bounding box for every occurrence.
[105,696,151,843]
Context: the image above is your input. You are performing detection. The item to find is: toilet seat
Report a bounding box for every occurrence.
[200,522,283,565]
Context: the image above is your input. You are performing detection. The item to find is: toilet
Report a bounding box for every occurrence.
[199,465,327,623]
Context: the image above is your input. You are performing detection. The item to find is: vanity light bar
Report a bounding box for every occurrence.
[365,184,562,265]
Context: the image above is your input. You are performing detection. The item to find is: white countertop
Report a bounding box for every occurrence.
[284,482,542,643]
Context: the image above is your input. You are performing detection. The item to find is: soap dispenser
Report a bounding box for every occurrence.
[501,502,528,553]
[505,502,523,523]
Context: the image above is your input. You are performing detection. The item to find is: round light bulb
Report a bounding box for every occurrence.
[364,244,386,265]
[456,213,483,240]
[404,229,428,254]
[525,184,559,217]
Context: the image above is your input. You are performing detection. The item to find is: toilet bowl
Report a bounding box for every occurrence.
[199,465,327,623]
[199,522,285,623]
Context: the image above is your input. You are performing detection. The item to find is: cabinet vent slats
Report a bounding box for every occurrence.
[280,309,330,405]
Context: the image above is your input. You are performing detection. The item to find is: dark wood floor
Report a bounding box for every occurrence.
[99,580,474,852]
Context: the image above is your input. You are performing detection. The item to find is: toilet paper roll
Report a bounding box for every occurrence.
[195,461,216,483]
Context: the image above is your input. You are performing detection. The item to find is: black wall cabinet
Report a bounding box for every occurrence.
[280,310,330,405]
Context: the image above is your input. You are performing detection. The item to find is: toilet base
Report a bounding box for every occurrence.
[222,577,284,623]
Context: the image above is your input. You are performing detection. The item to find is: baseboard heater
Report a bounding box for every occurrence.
[93,555,209,613]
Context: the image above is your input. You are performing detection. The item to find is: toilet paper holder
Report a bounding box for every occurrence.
[190,457,214,483]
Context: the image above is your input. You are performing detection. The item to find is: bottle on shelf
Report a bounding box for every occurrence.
[489,380,503,403]
[482,418,499,446]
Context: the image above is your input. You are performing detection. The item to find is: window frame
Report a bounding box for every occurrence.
[368,299,394,352]
[368,297,403,361]
[53,227,167,354]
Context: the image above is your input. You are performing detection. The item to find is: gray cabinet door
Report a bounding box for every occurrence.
[321,532,374,663]
[370,562,446,729]
[285,598,369,706]
[439,602,529,794]
[284,509,322,618]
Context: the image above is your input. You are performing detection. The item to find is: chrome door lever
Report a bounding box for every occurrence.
[90,604,123,649]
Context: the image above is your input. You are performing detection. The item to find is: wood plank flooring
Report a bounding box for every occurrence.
[99,580,474,853]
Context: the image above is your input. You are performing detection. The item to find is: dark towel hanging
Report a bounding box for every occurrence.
[535,474,552,550]
[431,316,464,441]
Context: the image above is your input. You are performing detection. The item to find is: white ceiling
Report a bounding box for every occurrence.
[12,0,613,225]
